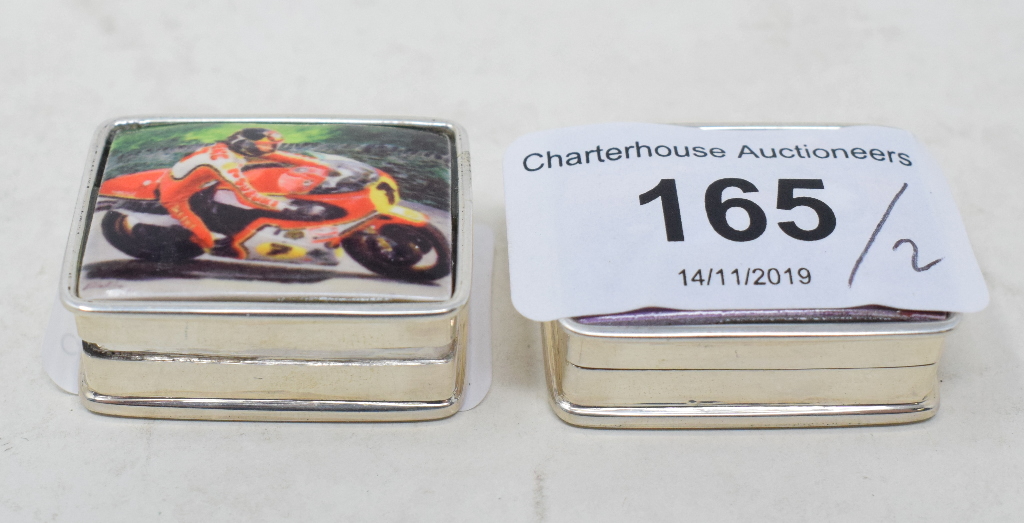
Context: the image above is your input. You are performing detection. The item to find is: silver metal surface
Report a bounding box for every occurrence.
[562,311,960,339]
[75,309,466,357]
[543,311,955,429]
[80,339,466,421]
[82,391,463,422]
[559,313,958,370]
[81,342,462,402]
[545,392,938,429]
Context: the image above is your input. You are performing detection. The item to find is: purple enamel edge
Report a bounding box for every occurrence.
[574,306,949,327]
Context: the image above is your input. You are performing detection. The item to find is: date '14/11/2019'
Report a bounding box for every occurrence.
[680,267,812,286]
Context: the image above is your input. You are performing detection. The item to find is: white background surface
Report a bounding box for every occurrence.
[2,2,1022,521]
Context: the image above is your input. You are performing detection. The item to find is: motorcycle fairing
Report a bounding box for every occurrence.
[100,169,166,200]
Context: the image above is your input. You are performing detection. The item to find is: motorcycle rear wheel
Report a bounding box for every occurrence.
[101,211,203,263]
[342,224,452,282]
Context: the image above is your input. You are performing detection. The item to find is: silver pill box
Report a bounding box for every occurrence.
[61,116,472,421]
[544,307,958,428]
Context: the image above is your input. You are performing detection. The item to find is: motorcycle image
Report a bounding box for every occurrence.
[95,153,452,282]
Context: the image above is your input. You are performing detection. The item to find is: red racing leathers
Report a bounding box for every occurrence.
[159,142,329,251]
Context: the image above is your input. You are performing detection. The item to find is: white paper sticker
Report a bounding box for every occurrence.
[503,123,988,322]
[41,293,83,393]
[42,224,495,412]
[462,222,494,410]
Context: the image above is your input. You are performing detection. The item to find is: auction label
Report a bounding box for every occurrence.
[503,123,988,322]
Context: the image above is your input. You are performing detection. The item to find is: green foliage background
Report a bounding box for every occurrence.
[103,122,453,210]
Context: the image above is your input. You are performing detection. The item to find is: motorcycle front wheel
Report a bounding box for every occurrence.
[101,211,203,263]
[342,224,452,282]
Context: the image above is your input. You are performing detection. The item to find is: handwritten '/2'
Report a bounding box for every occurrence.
[848,183,942,288]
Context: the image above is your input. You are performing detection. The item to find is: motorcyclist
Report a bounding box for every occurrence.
[159,128,333,253]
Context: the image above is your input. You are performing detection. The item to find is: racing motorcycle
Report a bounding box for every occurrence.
[96,152,452,282]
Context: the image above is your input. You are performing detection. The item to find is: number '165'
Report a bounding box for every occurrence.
[638,178,837,242]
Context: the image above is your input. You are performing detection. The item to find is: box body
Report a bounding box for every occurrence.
[543,309,958,428]
[61,117,472,421]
